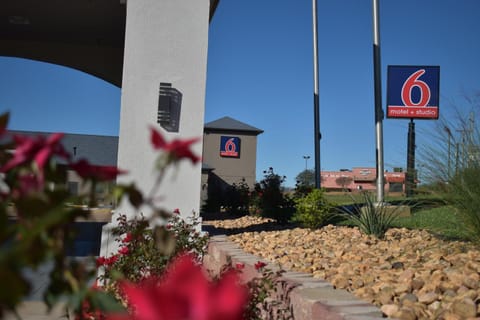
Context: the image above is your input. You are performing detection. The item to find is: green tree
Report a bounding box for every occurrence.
[295,169,315,186]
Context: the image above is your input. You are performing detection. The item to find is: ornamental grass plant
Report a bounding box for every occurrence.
[336,191,405,239]
[419,101,480,245]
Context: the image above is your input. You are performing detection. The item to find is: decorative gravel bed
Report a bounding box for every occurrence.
[204,216,480,320]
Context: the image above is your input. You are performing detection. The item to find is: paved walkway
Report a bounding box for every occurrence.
[3,302,69,320]
[3,261,68,320]
[4,209,109,320]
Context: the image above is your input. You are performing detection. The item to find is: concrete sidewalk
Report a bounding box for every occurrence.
[3,216,105,320]
[3,258,98,320]
[3,262,69,320]
[3,302,69,320]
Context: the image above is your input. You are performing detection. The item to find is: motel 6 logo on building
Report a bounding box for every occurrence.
[220,136,240,158]
[387,66,440,120]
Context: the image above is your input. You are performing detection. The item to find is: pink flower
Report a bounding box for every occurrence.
[165,223,172,230]
[97,255,119,267]
[122,233,133,243]
[1,133,69,173]
[107,255,119,266]
[1,133,70,190]
[70,159,126,181]
[254,261,267,270]
[173,208,180,215]
[150,127,201,164]
[235,263,245,270]
[95,255,118,268]
[119,246,129,256]
[96,256,107,267]
[11,173,43,198]
[119,253,247,320]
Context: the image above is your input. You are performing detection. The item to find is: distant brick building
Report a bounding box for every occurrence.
[321,167,406,194]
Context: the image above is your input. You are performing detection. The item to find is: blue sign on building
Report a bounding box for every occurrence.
[220,136,240,158]
[387,66,440,119]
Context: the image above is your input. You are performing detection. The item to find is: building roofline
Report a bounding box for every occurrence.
[209,0,221,22]
[204,116,263,135]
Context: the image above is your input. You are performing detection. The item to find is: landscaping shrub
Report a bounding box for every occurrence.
[292,188,335,229]
[223,179,251,215]
[337,192,403,239]
[252,167,294,223]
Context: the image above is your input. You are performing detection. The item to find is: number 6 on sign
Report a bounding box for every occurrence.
[387,65,440,120]
[401,69,430,107]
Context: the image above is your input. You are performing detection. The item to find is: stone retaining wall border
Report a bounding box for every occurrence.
[203,235,386,320]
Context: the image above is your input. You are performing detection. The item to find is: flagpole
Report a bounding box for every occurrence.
[313,0,321,189]
[372,0,385,203]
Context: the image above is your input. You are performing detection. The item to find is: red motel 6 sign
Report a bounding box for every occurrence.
[220,136,240,158]
[387,66,440,119]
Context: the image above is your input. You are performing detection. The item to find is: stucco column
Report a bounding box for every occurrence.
[101,0,210,257]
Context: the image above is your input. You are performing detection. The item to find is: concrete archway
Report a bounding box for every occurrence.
[2,0,221,256]
[1,0,219,87]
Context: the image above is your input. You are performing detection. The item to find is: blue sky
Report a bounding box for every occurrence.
[1,0,480,187]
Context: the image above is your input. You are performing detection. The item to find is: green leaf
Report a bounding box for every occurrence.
[90,291,125,313]
[66,288,89,314]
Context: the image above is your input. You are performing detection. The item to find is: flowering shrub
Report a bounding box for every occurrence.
[97,210,208,285]
[0,112,292,320]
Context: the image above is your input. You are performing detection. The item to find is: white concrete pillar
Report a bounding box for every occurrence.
[101,0,210,257]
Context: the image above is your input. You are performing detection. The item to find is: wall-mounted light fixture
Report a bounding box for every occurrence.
[157,82,182,132]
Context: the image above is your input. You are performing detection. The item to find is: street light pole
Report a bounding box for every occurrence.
[303,155,311,171]
[303,155,311,185]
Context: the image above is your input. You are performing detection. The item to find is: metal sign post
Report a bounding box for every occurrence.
[406,119,416,197]
[372,0,385,203]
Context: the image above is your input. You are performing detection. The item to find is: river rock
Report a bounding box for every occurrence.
[205,216,480,319]
[451,298,477,318]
